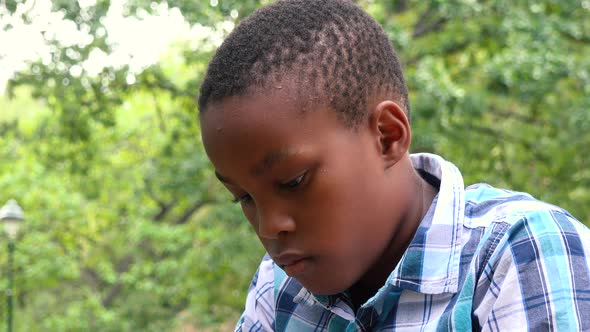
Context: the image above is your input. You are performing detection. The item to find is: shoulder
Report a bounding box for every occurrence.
[464,183,588,240]
[463,184,589,271]
[500,208,590,273]
[466,191,590,330]
[462,183,573,228]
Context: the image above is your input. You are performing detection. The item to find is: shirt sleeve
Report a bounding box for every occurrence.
[235,254,276,332]
[473,210,590,331]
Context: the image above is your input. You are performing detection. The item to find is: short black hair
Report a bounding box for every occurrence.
[198,0,410,127]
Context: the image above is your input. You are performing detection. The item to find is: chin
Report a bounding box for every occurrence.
[298,277,350,296]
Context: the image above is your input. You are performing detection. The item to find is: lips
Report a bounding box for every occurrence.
[274,253,308,266]
[273,253,310,275]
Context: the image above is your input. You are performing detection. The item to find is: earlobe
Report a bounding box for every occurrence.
[370,101,411,169]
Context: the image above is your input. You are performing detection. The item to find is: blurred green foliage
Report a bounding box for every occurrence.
[0,0,588,330]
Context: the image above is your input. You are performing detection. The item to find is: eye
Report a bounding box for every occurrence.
[281,172,306,190]
[232,193,253,205]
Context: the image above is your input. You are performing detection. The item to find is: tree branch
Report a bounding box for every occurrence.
[558,29,590,44]
[153,200,176,222]
[490,108,548,127]
[101,255,134,308]
[445,123,550,164]
[406,40,471,66]
[413,16,448,38]
[81,267,107,291]
[152,94,167,133]
[175,200,210,225]
[144,176,176,221]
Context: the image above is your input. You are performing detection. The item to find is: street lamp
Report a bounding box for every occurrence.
[0,200,24,332]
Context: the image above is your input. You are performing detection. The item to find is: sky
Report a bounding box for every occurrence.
[0,0,233,95]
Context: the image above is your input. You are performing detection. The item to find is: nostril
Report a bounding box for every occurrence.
[257,209,296,239]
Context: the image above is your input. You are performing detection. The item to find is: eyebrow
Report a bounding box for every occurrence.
[214,148,301,184]
[253,148,297,176]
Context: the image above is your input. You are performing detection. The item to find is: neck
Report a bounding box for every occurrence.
[349,157,438,310]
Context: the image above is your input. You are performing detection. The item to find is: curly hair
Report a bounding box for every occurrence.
[198,0,410,127]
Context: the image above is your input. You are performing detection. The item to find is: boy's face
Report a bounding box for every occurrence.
[200,88,407,295]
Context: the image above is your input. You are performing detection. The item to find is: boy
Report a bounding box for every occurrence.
[197,0,590,330]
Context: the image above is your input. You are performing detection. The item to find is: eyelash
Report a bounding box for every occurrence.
[231,172,307,204]
[281,173,306,190]
[233,194,252,204]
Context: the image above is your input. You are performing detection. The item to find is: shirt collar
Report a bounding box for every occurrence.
[385,153,465,294]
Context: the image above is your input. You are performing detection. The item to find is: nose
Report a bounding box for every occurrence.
[256,206,296,239]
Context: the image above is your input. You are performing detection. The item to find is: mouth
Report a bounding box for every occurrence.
[273,253,310,276]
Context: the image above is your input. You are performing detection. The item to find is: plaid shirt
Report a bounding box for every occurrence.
[235,153,590,331]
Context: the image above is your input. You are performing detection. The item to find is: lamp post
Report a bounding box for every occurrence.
[0,200,24,332]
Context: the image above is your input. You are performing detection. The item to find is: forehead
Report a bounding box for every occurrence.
[200,88,306,144]
[199,89,352,176]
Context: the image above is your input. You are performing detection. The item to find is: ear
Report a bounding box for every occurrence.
[368,101,411,169]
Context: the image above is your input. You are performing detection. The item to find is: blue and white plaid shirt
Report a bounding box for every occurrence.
[235,153,590,331]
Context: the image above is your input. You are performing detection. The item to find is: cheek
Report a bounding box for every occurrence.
[316,149,381,209]
[241,205,258,228]
[298,163,382,235]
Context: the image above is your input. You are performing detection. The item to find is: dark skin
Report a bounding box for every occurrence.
[200,85,437,310]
